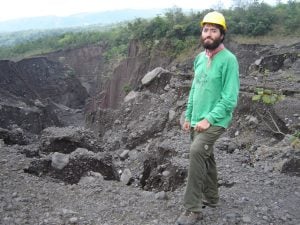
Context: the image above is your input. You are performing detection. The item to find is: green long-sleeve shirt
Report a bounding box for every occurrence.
[185,48,240,128]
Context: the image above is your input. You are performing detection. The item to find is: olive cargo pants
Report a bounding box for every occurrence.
[184,126,225,212]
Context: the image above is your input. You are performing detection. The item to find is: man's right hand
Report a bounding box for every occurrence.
[182,121,191,132]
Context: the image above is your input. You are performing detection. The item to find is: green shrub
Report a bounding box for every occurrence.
[123,84,132,94]
[252,88,285,105]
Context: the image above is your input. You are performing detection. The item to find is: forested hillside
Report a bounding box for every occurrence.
[0,1,299,60]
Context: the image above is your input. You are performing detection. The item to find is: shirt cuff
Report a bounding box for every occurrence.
[205,115,214,125]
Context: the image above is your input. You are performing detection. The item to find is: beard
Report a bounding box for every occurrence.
[201,36,222,50]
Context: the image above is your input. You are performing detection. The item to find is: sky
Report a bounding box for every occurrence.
[0,0,287,22]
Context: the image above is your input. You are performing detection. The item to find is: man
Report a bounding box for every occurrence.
[176,11,240,225]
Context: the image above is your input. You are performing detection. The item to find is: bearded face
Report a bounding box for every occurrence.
[201,24,224,50]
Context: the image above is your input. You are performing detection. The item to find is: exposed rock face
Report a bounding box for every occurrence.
[0,57,88,133]
[25,148,119,184]
[85,108,116,137]
[226,42,267,75]
[45,44,107,95]
[0,127,28,145]
[140,141,187,192]
[24,126,119,184]
[39,126,103,153]
[85,40,300,112]
[97,40,173,109]
[282,157,300,176]
[0,100,61,134]
[16,57,88,108]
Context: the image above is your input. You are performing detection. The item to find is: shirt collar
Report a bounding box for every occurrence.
[205,43,225,58]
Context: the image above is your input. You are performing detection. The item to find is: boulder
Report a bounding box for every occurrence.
[24,148,119,184]
[281,157,300,176]
[39,126,103,153]
[124,91,139,102]
[0,127,28,145]
[141,67,169,85]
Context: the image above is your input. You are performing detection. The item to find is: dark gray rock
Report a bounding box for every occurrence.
[39,126,103,153]
[281,157,300,176]
[0,127,28,145]
[24,148,119,184]
[20,144,40,157]
[140,154,187,192]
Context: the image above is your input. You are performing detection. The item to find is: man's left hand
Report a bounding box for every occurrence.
[194,119,211,132]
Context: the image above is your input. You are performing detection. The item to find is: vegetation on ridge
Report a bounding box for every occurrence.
[0,1,299,60]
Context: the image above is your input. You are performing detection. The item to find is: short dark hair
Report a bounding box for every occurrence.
[215,24,226,42]
[215,24,225,35]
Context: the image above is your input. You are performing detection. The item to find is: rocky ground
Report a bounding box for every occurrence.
[1,132,299,225]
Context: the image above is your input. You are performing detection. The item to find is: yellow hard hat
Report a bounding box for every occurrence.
[200,11,227,31]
